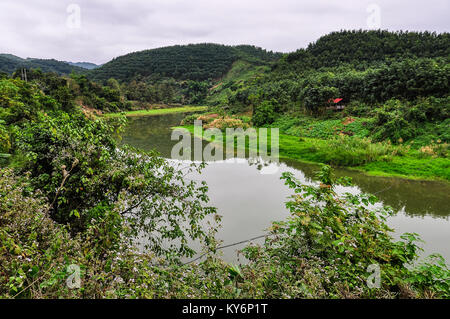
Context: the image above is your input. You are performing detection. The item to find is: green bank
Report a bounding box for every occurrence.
[104,106,208,117]
[176,125,450,182]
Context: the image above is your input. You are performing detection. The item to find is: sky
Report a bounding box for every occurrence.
[0,0,448,64]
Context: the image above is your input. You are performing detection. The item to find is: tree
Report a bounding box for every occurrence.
[252,100,278,126]
[302,86,339,113]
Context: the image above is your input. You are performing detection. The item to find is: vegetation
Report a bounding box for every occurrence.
[0,54,87,75]
[2,138,449,298]
[66,62,100,70]
[177,30,449,181]
[83,44,281,108]
[1,29,449,299]
[281,30,449,70]
[0,76,221,297]
[104,106,208,118]
[178,124,450,181]
[240,167,449,298]
[89,44,280,82]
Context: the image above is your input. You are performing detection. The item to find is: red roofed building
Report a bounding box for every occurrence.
[327,98,345,111]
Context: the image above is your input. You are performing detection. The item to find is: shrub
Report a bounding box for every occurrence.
[14,111,217,260]
[180,113,201,125]
[407,254,450,298]
[419,141,449,158]
[203,117,250,131]
[0,120,11,153]
[252,100,278,127]
[240,165,439,298]
[372,97,450,144]
[311,135,407,166]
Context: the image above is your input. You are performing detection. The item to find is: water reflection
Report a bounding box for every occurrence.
[120,113,450,263]
[120,114,450,220]
[282,159,450,219]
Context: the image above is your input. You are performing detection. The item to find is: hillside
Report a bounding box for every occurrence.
[0,54,87,75]
[89,43,281,82]
[67,61,100,70]
[212,30,450,112]
[277,30,450,71]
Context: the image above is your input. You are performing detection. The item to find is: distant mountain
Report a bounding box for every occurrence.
[0,54,87,75]
[0,54,24,62]
[67,62,100,70]
[89,43,282,82]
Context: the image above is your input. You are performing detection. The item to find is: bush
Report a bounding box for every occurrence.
[408,254,450,298]
[419,141,449,158]
[180,113,205,125]
[252,100,278,127]
[311,135,407,166]
[203,117,249,131]
[240,165,445,298]
[0,169,81,298]
[372,97,450,144]
[0,120,10,153]
[14,111,217,260]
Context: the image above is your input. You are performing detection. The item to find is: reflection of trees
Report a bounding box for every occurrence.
[120,116,449,220]
[119,113,187,157]
[282,159,450,219]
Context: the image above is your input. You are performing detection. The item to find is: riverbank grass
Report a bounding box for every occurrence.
[104,106,208,117]
[176,125,450,182]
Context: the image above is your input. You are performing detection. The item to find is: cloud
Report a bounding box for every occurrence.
[0,0,448,64]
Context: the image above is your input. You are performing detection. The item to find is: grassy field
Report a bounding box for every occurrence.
[104,106,208,117]
[176,125,450,182]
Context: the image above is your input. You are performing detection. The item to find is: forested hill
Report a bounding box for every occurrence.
[67,61,100,70]
[89,43,282,82]
[0,54,87,75]
[278,30,450,71]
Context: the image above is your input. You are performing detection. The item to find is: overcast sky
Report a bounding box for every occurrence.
[0,0,448,64]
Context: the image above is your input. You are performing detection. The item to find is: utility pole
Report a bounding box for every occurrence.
[20,68,28,82]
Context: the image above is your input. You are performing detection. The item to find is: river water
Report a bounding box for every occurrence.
[119,113,450,264]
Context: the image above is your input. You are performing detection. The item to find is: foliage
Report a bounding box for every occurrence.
[309,136,407,166]
[2,162,449,299]
[281,30,449,71]
[183,80,210,104]
[1,31,449,299]
[372,97,450,144]
[0,78,59,125]
[13,110,217,260]
[240,165,440,298]
[0,54,87,75]
[0,120,11,153]
[0,168,220,298]
[215,30,449,116]
[180,113,204,126]
[407,254,450,298]
[302,86,339,112]
[90,44,280,82]
[203,117,249,131]
[419,141,449,158]
[252,100,279,126]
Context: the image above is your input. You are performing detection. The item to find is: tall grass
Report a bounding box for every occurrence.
[310,135,407,166]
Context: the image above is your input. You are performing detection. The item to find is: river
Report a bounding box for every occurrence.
[119,113,450,264]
